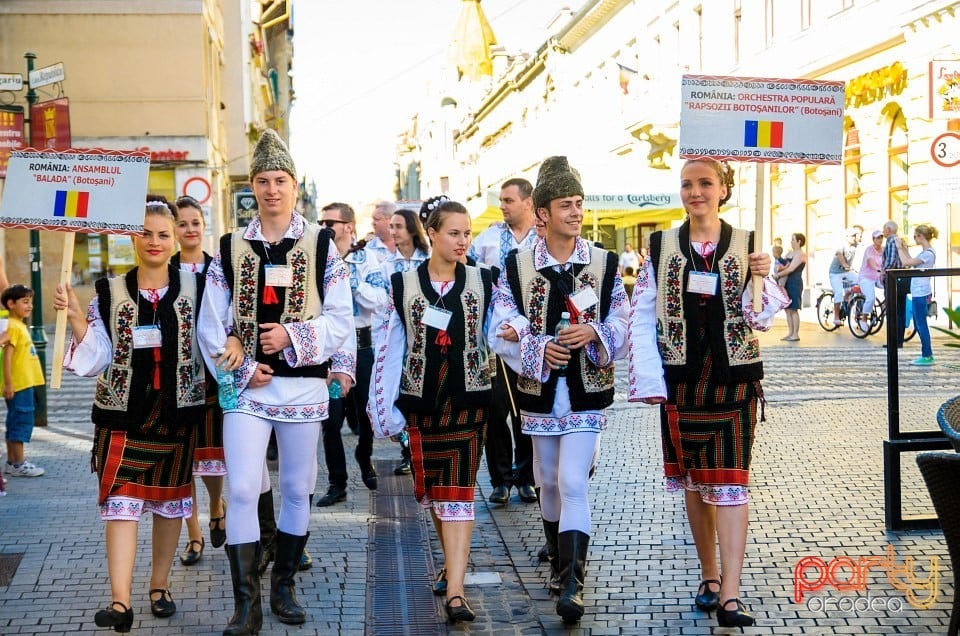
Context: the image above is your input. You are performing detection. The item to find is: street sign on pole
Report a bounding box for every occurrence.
[0,105,24,178]
[0,73,23,91]
[27,62,64,89]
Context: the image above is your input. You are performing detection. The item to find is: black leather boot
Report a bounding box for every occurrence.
[555,530,589,624]
[223,542,262,635]
[270,530,309,624]
[542,519,561,594]
[256,491,277,576]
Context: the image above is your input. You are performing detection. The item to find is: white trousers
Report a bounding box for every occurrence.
[532,431,600,535]
[223,412,320,543]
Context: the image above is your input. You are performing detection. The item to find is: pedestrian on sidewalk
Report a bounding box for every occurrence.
[773,233,806,341]
[466,178,539,506]
[627,159,788,631]
[828,228,860,326]
[2,284,46,479]
[897,224,938,366]
[881,220,909,348]
[170,195,227,567]
[314,201,385,508]
[856,230,885,331]
[368,199,493,623]
[56,198,207,632]
[489,156,630,625]
[198,129,355,634]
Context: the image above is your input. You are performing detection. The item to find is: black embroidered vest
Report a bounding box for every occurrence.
[650,220,763,385]
[92,267,206,432]
[505,245,618,413]
[219,225,333,378]
[392,262,492,415]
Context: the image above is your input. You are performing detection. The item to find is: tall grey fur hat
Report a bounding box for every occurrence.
[533,156,583,210]
[250,129,297,181]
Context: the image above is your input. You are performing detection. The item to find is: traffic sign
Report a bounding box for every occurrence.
[28,62,65,89]
[0,73,23,91]
[930,131,960,168]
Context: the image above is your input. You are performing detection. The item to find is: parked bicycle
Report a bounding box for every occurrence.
[816,283,916,341]
[846,288,917,341]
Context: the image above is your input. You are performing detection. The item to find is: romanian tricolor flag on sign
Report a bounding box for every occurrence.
[53,190,90,218]
[744,120,784,149]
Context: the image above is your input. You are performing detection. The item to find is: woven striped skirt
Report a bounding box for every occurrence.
[405,400,486,506]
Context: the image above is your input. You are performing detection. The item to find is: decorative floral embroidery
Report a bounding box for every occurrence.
[96,301,135,410]
[518,336,548,390]
[99,496,193,521]
[237,253,259,358]
[193,459,227,476]
[527,276,548,336]
[520,411,607,435]
[409,298,427,354]
[207,253,229,289]
[284,322,320,367]
[323,249,350,291]
[401,354,425,396]
[330,349,356,376]
[434,501,475,522]
[234,393,326,422]
[461,289,490,392]
[284,248,308,316]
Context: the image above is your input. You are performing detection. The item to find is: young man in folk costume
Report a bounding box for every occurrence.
[467,178,539,506]
[198,129,354,634]
[489,156,630,625]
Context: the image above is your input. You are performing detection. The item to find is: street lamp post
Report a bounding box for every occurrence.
[23,51,48,427]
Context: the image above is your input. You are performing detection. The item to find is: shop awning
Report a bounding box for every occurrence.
[469,190,685,234]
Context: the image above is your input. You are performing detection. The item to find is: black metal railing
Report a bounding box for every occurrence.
[884,266,960,530]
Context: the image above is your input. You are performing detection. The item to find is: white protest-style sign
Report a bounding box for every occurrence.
[0,147,149,233]
[0,147,150,390]
[679,74,845,165]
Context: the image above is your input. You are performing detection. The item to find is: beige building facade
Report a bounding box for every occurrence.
[404,0,960,307]
[0,0,290,322]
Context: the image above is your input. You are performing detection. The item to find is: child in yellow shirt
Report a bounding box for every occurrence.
[3,285,46,478]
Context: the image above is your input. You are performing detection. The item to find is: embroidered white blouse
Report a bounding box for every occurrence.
[467,221,538,273]
[197,213,356,422]
[626,242,789,402]
[487,237,630,436]
[345,245,388,330]
[64,287,172,377]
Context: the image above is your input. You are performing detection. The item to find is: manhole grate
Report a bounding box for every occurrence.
[366,461,444,636]
[0,552,24,587]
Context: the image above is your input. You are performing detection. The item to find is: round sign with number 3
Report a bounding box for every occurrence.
[930,131,960,168]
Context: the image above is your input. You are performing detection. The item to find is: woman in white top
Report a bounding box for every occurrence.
[897,224,938,366]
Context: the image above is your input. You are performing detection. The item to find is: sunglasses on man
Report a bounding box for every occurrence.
[320,219,348,229]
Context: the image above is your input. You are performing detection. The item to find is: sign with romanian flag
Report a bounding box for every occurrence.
[679,74,844,165]
[0,147,149,234]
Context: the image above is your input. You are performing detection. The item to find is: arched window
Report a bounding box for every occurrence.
[884,105,908,224]
[843,117,862,227]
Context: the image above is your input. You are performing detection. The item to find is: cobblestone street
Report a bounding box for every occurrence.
[1,315,958,634]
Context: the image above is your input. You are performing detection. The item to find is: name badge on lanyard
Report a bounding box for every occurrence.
[569,286,599,312]
[133,325,162,349]
[265,265,293,288]
[687,270,719,296]
[423,305,453,331]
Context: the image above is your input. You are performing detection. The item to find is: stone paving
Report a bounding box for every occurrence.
[0,313,958,634]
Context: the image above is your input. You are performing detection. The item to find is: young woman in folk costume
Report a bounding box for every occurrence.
[627,159,788,629]
[369,200,492,622]
[166,194,228,566]
[56,199,207,632]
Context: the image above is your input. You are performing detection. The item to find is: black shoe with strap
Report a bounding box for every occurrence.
[149,589,176,618]
[694,578,721,612]
[94,601,134,633]
[716,598,755,631]
[444,595,476,622]
[180,538,204,566]
[209,498,227,548]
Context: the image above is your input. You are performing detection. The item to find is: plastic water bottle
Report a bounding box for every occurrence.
[555,311,572,372]
[328,379,342,400]
[215,348,238,410]
[391,430,409,447]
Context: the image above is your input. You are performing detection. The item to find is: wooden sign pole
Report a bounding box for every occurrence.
[50,232,75,389]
